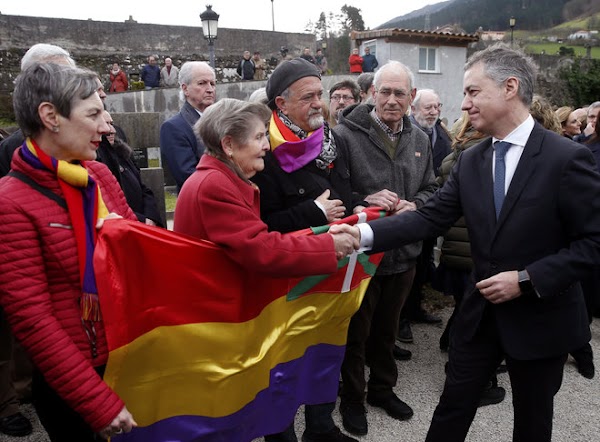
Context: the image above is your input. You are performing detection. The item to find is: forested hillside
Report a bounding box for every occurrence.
[379,0,587,32]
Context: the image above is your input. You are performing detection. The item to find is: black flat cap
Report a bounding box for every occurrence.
[266,57,321,110]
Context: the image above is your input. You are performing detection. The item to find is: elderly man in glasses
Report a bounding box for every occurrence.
[333,61,438,436]
[409,89,451,177]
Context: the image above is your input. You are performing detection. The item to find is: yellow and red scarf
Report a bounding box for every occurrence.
[22,138,108,321]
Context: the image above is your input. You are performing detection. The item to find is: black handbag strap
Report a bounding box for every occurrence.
[8,170,68,210]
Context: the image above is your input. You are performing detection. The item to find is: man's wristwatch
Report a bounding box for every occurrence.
[518,270,538,298]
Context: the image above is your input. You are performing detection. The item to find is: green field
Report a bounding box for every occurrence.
[525,42,600,58]
[550,13,600,31]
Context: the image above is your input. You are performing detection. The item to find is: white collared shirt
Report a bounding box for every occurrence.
[492,114,534,195]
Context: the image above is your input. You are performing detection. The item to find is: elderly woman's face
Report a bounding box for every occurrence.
[53,92,109,162]
[228,117,269,179]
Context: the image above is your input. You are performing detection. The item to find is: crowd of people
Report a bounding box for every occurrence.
[109,45,378,91]
[0,40,598,442]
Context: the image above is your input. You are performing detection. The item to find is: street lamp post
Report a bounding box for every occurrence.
[200,5,219,69]
[509,16,516,48]
[271,0,275,32]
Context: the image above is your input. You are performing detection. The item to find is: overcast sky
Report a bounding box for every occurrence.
[2,1,445,33]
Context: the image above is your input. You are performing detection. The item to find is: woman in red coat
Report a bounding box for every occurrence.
[109,62,128,92]
[348,48,363,74]
[0,63,138,441]
[174,98,358,279]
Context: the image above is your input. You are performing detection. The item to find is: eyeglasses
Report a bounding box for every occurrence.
[331,95,355,103]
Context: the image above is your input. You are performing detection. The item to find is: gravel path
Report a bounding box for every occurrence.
[3,308,599,442]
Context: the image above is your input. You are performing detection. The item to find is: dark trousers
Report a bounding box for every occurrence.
[426,307,567,442]
[341,268,416,403]
[32,365,105,442]
[0,308,19,419]
[264,402,335,441]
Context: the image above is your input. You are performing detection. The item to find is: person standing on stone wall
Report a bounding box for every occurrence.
[253,51,267,81]
[160,61,216,191]
[109,62,128,92]
[348,48,363,74]
[237,51,255,81]
[361,47,378,73]
[300,47,316,64]
[315,48,328,75]
[160,57,180,88]
[140,55,160,89]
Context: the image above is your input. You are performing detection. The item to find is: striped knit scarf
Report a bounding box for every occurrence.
[21,138,109,321]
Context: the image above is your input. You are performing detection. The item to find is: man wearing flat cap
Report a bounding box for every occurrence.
[253,57,371,442]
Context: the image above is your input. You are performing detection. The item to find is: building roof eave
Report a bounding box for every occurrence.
[351,28,479,46]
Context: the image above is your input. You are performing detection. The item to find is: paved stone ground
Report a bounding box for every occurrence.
[3,309,599,442]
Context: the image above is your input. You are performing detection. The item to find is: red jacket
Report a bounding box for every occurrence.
[109,69,128,92]
[174,155,338,277]
[349,54,364,74]
[0,149,137,432]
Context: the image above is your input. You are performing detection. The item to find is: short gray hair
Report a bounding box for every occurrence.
[465,43,537,106]
[178,61,215,101]
[356,72,374,94]
[373,61,415,91]
[588,101,600,115]
[21,43,75,70]
[196,98,271,182]
[13,63,98,137]
[412,89,439,109]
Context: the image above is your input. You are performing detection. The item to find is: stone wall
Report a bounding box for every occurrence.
[0,13,315,117]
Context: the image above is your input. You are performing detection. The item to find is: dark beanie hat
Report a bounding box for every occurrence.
[266,57,321,110]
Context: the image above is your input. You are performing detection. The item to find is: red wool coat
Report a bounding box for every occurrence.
[109,69,128,92]
[174,155,338,277]
[0,150,137,432]
[348,54,364,74]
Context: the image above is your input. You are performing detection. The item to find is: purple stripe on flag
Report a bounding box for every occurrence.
[113,343,344,442]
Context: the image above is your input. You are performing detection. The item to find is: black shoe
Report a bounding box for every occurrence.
[478,385,506,407]
[0,412,33,437]
[302,426,358,442]
[393,344,412,361]
[339,402,368,436]
[366,393,414,420]
[572,345,595,379]
[412,309,442,324]
[397,319,413,343]
[575,357,595,379]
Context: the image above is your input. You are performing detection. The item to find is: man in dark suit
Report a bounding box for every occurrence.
[160,61,215,191]
[335,44,600,442]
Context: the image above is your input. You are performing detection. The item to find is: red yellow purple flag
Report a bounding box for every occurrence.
[94,209,385,441]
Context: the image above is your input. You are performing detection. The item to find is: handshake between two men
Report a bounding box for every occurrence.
[325,188,412,260]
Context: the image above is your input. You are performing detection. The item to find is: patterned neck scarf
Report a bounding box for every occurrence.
[21,138,109,322]
[270,110,337,172]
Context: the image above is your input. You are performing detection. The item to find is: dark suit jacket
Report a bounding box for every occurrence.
[369,122,600,360]
[160,101,204,191]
